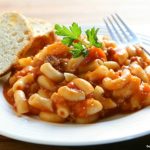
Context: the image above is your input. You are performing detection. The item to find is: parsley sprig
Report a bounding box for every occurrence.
[70,43,88,58]
[54,22,102,58]
[86,28,102,48]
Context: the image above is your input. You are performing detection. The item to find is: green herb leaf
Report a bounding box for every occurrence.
[55,23,103,58]
[62,37,73,46]
[73,42,84,50]
[55,23,81,39]
[82,49,89,57]
[54,24,75,39]
[69,22,81,39]
[86,27,102,48]
[70,43,88,58]
[70,49,82,58]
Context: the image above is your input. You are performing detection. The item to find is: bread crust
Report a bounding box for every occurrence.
[0,12,55,76]
[0,12,33,76]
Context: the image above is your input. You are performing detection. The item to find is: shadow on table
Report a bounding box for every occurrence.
[0,134,149,150]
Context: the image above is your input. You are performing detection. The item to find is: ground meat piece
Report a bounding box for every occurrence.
[45,56,69,72]
[130,56,147,68]
[106,48,116,61]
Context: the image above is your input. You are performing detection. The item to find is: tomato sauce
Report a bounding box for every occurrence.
[3,82,14,105]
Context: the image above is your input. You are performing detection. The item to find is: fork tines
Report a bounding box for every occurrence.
[104,13,139,44]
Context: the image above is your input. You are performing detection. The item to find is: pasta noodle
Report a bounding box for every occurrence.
[72,78,94,95]
[58,86,85,101]
[28,93,53,111]
[86,65,109,81]
[37,75,56,91]
[40,63,64,82]
[86,98,103,115]
[12,74,34,92]
[39,112,65,123]
[14,90,29,115]
[3,35,150,124]
[102,69,131,90]
[64,73,77,82]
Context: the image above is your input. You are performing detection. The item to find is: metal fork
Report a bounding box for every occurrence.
[104,13,150,55]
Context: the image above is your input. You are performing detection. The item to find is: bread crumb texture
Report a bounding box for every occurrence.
[0,12,32,75]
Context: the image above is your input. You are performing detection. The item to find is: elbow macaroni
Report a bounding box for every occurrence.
[28,93,53,112]
[72,78,94,95]
[12,74,34,92]
[14,90,29,115]
[37,75,56,91]
[40,63,64,82]
[58,86,85,101]
[4,39,150,123]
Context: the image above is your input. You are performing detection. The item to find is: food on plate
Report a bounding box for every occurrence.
[0,12,55,76]
[2,17,150,123]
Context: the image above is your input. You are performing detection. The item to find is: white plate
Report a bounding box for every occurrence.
[0,25,150,146]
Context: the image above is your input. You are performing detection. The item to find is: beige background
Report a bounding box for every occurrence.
[0,0,150,149]
[0,0,150,33]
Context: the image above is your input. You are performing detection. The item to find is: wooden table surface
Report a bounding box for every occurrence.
[0,0,150,149]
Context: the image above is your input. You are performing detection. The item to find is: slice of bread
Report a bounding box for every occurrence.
[0,12,55,76]
[29,18,55,45]
[0,12,33,76]
[24,18,55,56]
[29,18,53,38]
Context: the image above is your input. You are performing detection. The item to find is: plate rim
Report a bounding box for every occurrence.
[0,24,150,146]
